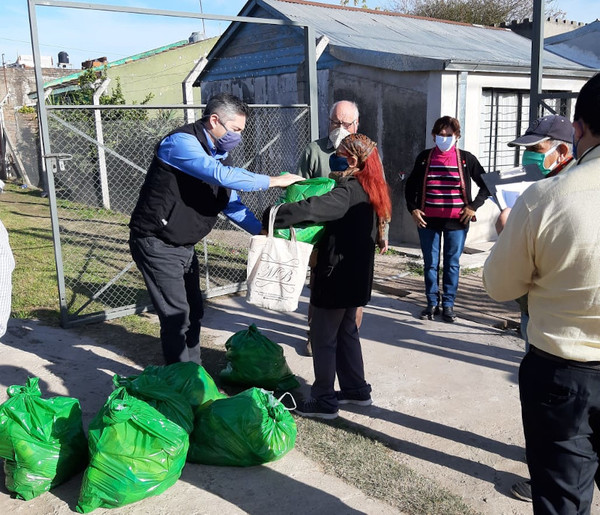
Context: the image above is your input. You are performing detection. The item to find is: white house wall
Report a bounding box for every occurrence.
[429,71,588,246]
[200,64,586,247]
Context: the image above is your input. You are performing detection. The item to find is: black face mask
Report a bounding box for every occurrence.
[329,154,349,172]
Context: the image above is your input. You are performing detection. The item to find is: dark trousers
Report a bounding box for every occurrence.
[520,349,600,514]
[129,234,203,364]
[310,306,371,409]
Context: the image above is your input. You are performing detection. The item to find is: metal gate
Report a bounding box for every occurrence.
[28,0,318,327]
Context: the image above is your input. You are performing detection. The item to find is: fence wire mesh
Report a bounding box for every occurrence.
[46,105,310,324]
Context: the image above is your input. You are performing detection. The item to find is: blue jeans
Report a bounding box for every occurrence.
[417,226,468,307]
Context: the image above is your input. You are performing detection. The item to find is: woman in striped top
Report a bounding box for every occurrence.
[405,116,490,323]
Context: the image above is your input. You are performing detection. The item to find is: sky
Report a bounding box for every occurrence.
[1,0,598,69]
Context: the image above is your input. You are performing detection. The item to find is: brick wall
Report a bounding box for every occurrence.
[0,67,73,187]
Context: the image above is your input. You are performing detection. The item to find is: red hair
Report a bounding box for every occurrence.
[338,133,392,221]
[355,147,392,221]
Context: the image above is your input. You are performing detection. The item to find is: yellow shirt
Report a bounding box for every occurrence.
[483,145,600,361]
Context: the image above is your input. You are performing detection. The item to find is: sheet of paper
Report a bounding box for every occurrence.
[495,181,536,210]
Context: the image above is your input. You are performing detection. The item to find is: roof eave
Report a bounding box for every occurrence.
[445,61,597,77]
[329,46,446,72]
[194,0,295,87]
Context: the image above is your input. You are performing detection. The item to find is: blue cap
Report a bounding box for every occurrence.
[508,115,574,147]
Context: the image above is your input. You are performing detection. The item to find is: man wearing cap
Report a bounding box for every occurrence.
[493,114,575,503]
[497,114,575,323]
[483,73,600,512]
[509,114,575,177]
[496,115,575,343]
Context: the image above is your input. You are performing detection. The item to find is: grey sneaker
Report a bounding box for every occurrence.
[510,480,532,502]
[305,336,313,357]
[336,390,373,406]
[294,398,338,420]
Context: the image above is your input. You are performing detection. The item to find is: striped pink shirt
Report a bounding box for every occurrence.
[423,147,464,219]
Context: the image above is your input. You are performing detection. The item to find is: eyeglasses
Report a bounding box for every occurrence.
[217,118,243,133]
[329,118,357,130]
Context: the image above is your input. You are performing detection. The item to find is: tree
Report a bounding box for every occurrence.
[52,68,153,115]
[385,0,566,26]
[340,0,371,8]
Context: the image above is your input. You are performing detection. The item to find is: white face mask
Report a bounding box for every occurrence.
[329,127,351,149]
[435,135,456,153]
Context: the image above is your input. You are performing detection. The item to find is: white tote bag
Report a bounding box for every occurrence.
[246,205,314,312]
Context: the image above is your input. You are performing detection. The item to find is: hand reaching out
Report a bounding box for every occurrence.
[269,174,304,188]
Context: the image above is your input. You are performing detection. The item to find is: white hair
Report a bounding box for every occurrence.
[543,138,573,154]
[329,100,359,120]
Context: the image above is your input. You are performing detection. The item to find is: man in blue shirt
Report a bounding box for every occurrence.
[129,93,302,364]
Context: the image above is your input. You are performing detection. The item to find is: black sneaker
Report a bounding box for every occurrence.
[442,306,456,323]
[510,480,532,502]
[420,305,439,320]
[294,398,338,420]
[336,391,373,406]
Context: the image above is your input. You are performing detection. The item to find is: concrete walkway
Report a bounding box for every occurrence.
[1,261,600,513]
[203,288,530,514]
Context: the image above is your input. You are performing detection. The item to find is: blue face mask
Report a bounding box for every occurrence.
[214,121,242,153]
[521,145,559,176]
[329,154,349,172]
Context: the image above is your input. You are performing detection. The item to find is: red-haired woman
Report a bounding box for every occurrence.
[265,133,391,419]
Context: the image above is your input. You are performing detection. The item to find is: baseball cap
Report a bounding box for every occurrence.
[508,115,574,147]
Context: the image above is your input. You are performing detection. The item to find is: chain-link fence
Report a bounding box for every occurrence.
[46,105,310,325]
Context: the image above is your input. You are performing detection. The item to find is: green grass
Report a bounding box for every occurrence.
[1,185,61,323]
[1,183,249,321]
[0,181,480,514]
[382,246,403,256]
[295,417,478,515]
[402,262,482,278]
[406,260,425,276]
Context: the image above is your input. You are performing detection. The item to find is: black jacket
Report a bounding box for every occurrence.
[129,122,231,246]
[405,148,489,215]
[266,177,376,309]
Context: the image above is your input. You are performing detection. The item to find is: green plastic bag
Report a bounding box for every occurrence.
[274,177,336,244]
[113,362,226,434]
[76,387,189,513]
[220,324,300,391]
[0,377,87,500]
[118,362,227,409]
[112,373,195,434]
[187,388,296,466]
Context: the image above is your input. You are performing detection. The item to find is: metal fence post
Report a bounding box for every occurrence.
[28,0,69,326]
[93,78,111,210]
[529,0,545,126]
[304,25,319,142]
[183,57,208,124]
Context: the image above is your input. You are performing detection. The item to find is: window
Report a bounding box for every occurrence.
[479,89,568,173]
